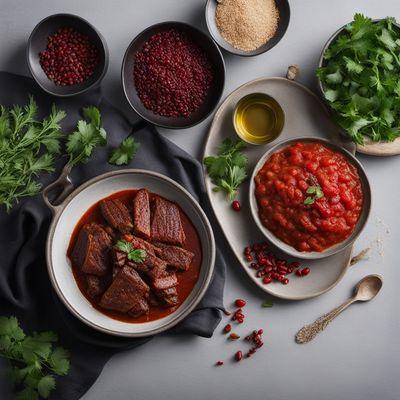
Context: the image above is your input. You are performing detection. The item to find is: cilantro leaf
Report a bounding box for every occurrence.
[0,316,70,400]
[66,106,107,167]
[319,14,400,144]
[37,375,56,399]
[204,139,248,201]
[116,240,146,263]
[108,136,140,166]
[261,301,274,308]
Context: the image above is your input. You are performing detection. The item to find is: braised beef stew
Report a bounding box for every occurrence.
[67,189,202,323]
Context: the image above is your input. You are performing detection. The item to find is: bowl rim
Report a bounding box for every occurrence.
[26,12,109,98]
[45,169,216,337]
[249,136,372,260]
[204,0,291,57]
[121,20,226,129]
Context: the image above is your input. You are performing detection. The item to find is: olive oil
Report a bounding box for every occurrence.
[233,93,284,145]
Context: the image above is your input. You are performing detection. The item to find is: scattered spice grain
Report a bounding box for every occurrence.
[215,0,279,52]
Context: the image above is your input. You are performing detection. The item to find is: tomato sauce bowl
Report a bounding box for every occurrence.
[249,137,371,260]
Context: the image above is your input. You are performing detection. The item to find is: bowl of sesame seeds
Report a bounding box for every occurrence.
[205,0,290,57]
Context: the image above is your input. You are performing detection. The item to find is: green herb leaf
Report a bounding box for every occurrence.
[0,97,65,211]
[108,136,140,166]
[0,316,70,400]
[66,106,107,167]
[319,14,400,144]
[37,375,56,399]
[116,240,146,263]
[304,197,315,205]
[261,301,274,308]
[204,139,248,201]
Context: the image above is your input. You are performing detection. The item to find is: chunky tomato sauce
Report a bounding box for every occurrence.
[254,142,363,252]
[67,190,202,323]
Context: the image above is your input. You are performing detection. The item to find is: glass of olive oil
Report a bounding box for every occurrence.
[233,93,285,145]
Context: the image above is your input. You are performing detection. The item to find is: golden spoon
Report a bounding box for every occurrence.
[295,274,383,344]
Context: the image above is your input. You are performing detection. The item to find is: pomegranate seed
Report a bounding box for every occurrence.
[224,324,232,333]
[244,246,251,255]
[259,258,268,266]
[282,278,289,285]
[223,310,231,316]
[263,276,272,284]
[301,267,310,276]
[295,269,302,277]
[235,351,243,361]
[231,200,241,211]
[258,329,264,335]
[250,262,258,269]
[216,361,224,366]
[245,254,253,262]
[235,299,246,307]
[230,333,240,340]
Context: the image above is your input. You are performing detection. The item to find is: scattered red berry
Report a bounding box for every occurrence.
[235,351,243,361]
[235,299,246,307]
[230,333,240,340]
[216,361,224,366]
[231,200,241,211]
[301,267,311,276]
[223,324,232,333]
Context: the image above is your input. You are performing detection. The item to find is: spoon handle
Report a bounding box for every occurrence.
[295,298,355,344]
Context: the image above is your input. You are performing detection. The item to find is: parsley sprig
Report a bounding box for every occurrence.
[109,136,139,166]
[116,240,146,263]
[317,14,400,144]
[204,139,248,200]
[0,316,70,400]
[0,97,65,211]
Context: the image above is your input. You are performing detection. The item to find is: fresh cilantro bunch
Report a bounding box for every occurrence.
[204,138,248,200]
[0,97,65,211]
[109,136,140,166]
[66,106,107,166]
[304,185,324,205]
[116,240,146,263]
[0,316,70,400]
[317,14,400,144]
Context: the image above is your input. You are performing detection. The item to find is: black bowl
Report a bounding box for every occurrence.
[121,21,225,129]
[27,13,109,97]
[205,0,290,57]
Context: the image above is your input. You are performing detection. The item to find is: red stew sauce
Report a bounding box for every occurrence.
[254,142,363,252]
[67,190,202,323]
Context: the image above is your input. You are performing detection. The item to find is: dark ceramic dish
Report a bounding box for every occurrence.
[121,21,225,129]
[205,0,290,57]
[27,13,109,97]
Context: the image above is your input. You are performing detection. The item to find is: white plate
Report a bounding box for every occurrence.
[203,77,355,300]
[46,170,215,336]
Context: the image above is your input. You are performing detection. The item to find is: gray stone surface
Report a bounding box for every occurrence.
[0,1,399,399]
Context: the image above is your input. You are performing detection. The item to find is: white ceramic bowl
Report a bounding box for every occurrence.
[249,137,371,260]
[44,169,216,337]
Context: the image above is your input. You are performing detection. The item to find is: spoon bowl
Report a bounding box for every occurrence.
[354,274,383,302]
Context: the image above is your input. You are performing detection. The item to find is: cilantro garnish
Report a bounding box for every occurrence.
[116,240,146,263]
[304,185,324,205]
[108,136,140,166]
[204,138,248,200]
[0,316,70,400]
[317,14,400,144]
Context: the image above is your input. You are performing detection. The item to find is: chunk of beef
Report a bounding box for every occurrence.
[100,199,133,233]
[71,223,112,276]
[128,297,149,318]
[86,275,106,298]
[151,197,185,246]
[154,242,194,271]
[133,189,151,239]
[153,287,179,307]
[151,271,178,291]
[99,267,149,313]
[143,253,167,280]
